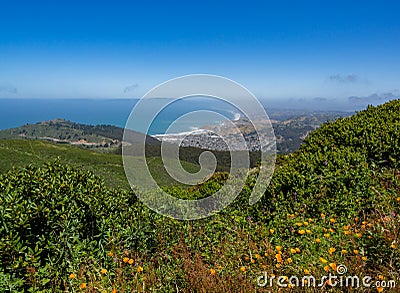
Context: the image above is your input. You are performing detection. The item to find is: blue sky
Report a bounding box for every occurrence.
[0,0,399,107]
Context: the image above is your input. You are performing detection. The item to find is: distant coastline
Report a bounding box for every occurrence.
[153,127,210,138]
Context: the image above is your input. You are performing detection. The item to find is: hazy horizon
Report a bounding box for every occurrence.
[0,96,395,132]
[0,94,396,111]
[1,1,399,104]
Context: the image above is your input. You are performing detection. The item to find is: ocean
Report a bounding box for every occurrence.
[0,97,241,135]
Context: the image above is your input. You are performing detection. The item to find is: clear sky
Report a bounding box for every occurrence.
[0,0,399,106]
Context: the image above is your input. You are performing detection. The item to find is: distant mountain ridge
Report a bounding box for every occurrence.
[0,118,160,148]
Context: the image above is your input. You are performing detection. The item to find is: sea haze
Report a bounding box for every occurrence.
[0,99,136,131]
[1,96,377,135]
[0,97,242,135]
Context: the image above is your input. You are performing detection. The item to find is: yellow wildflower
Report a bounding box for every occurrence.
[210,268,216,275]
[298,230,305,235]
[80,283,86,289]
[275,253,282,263]
[69,273,76,279]
[319,257,328,264]
[101,268,107,274]
[137,266,143,272]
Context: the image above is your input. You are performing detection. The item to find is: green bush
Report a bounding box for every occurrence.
[0,161,157,291]
[1,100,400,291]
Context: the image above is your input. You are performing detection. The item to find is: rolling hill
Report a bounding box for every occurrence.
[0,100,399,291]
[0,112,348,155]
[0,140,202,189]
[0,118,160,150]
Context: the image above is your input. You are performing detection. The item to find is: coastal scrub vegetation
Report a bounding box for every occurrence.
[1,100,400,291]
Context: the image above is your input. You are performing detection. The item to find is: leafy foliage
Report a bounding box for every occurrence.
[0,100,400,291]
[0,161,157,291]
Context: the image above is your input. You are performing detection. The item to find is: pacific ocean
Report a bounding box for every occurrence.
[0,97,241,135]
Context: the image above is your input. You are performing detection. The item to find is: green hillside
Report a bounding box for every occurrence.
[0,100,399,292]
[0,119,258,173]
[0,140,201,189]
[0,118,160,150]
[0,113,346,155]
